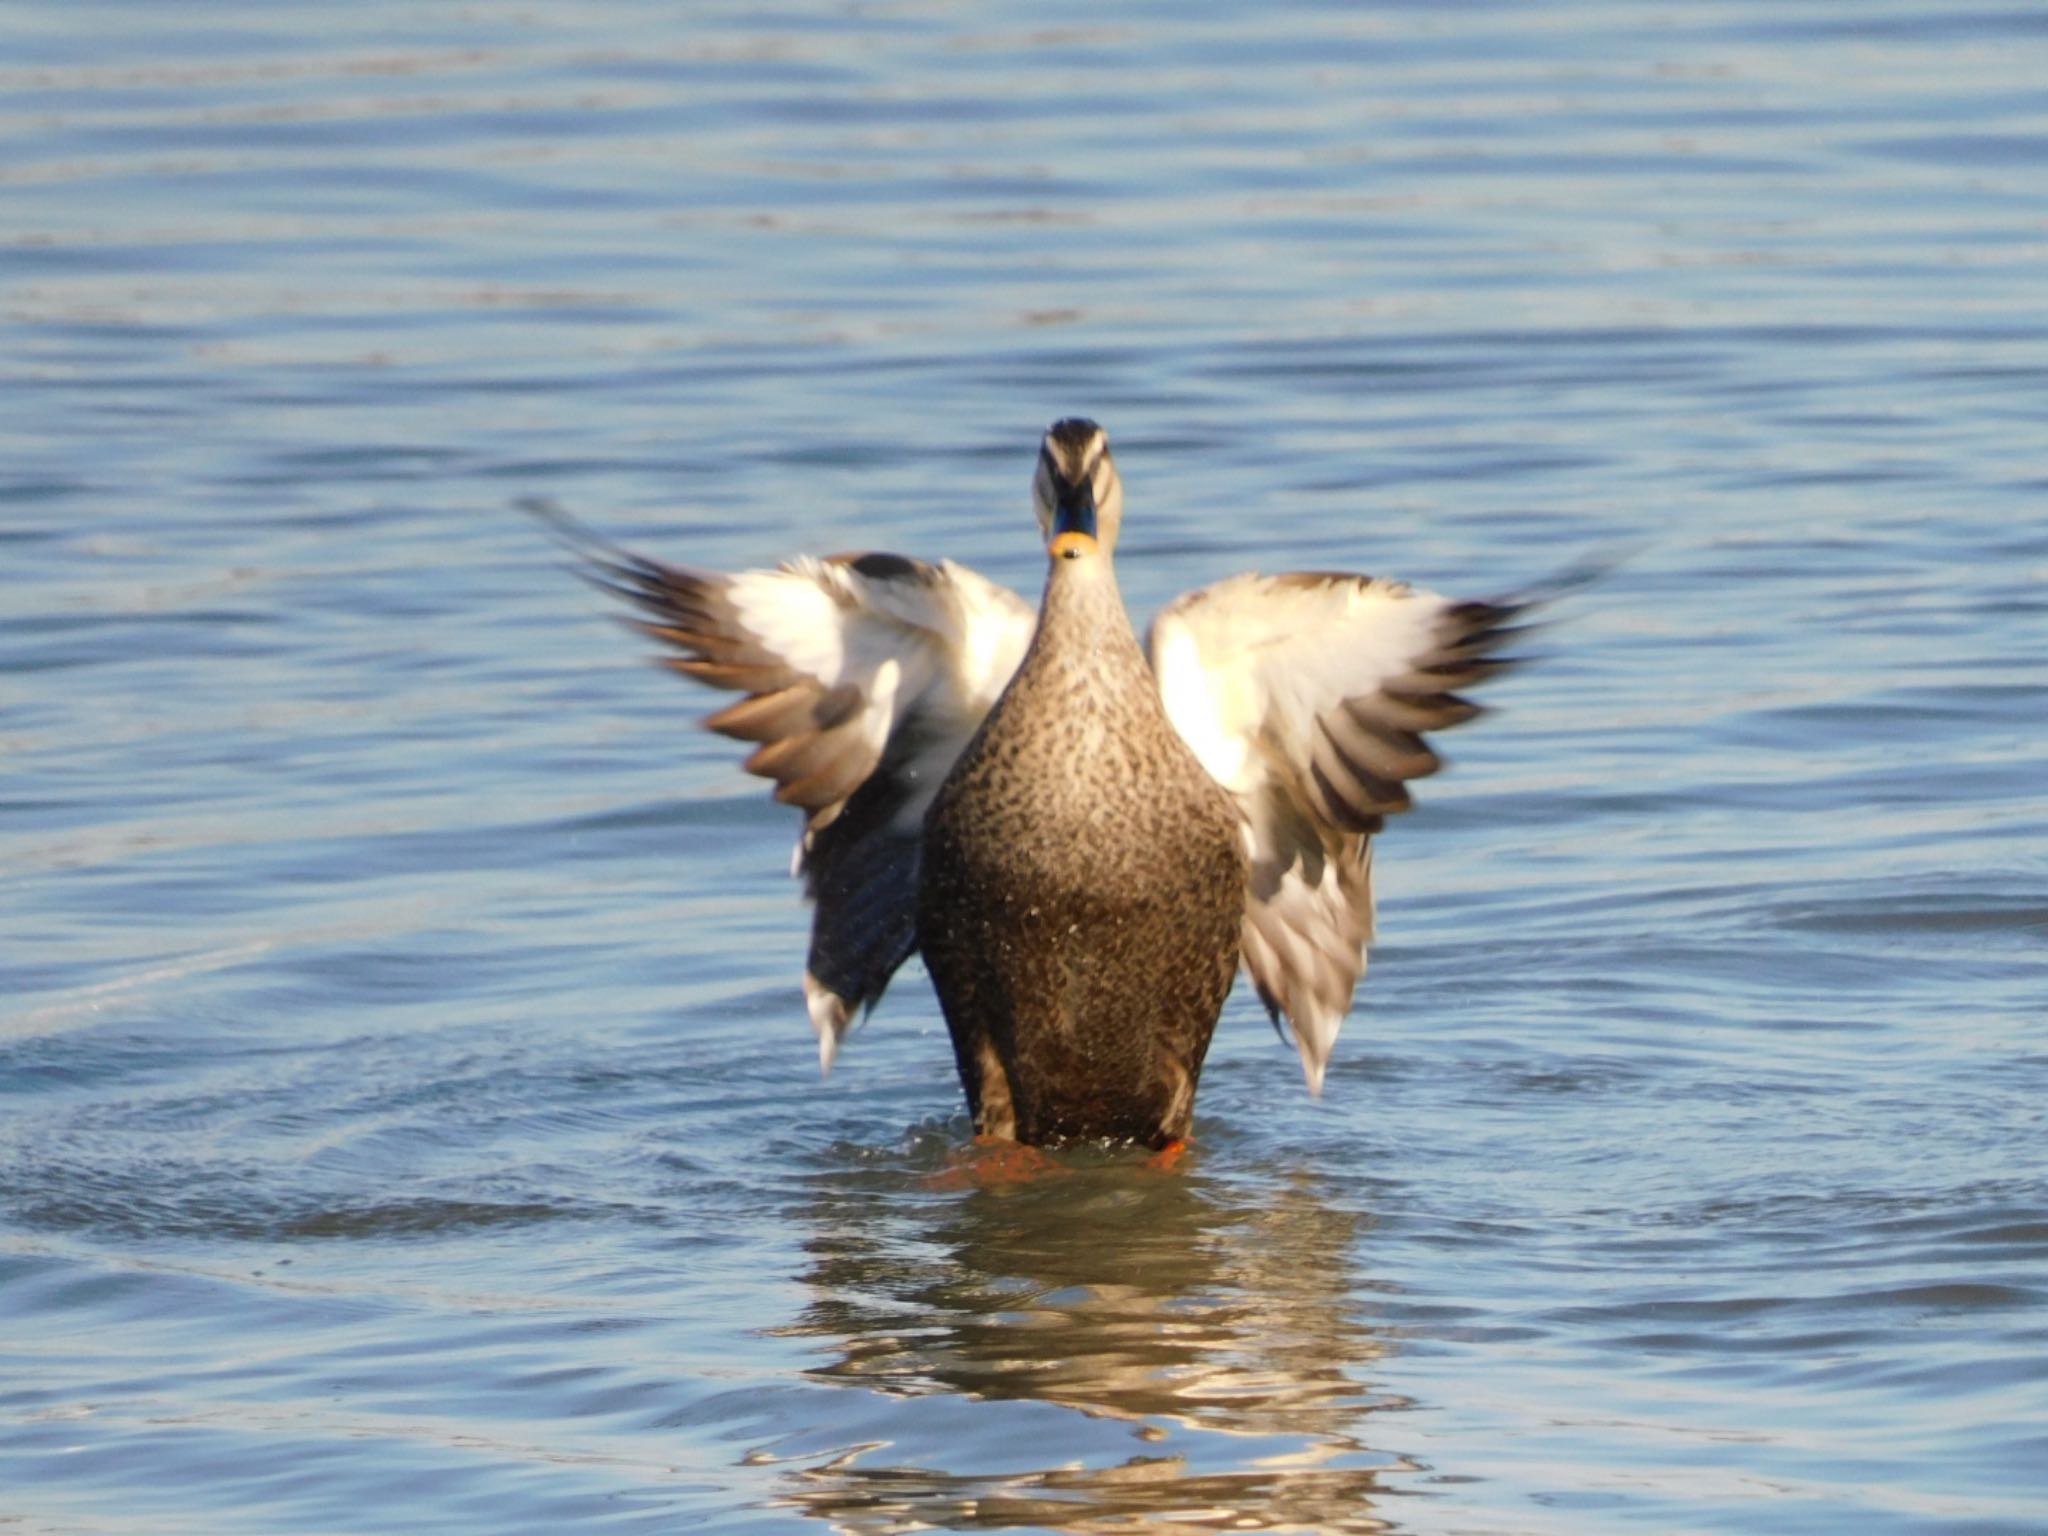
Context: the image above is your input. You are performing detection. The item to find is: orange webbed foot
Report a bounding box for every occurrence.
[923,1133,1067,1190]
[1141,1136,1193,1173]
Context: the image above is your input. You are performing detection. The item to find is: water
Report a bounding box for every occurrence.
[4,2,2046,1531]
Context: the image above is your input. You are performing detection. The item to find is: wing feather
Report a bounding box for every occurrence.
[545,509,1035,1068]
[1150,570,1526,1092]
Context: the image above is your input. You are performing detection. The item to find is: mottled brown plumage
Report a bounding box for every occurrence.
[919,525,1247,1147]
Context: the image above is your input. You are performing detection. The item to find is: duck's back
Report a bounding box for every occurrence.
[918,595,1246,1147]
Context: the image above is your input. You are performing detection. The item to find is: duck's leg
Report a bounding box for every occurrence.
[967,1033,1018,1142]
[1153,1055,1197,1146]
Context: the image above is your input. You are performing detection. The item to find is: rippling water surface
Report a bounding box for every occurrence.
[5,3,2046,1532]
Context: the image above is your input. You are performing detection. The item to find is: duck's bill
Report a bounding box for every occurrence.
[1049,487,1098,557]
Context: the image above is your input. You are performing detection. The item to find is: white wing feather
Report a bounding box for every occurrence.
[719,555,1032,839]
[1150,571,1522,1093]
[570,532,1036,1069]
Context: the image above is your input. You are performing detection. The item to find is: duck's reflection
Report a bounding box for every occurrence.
[770,1143,1409,1533]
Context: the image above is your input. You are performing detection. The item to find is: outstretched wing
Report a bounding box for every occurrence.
[1148,571,1526,1093]
[551,513,1036,1069]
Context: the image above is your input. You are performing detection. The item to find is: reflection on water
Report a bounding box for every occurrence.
[774,1147,1402,1533]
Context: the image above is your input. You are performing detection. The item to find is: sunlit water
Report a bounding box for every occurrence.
[4,3,2046,1532]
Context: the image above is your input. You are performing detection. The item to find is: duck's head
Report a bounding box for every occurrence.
[1033,417,1124,563]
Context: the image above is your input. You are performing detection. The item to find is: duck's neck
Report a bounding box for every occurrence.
[1033,552,1142,666]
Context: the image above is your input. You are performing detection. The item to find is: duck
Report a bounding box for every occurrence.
[557,418,1529,1150]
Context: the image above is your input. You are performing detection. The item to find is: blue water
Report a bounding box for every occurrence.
[4,3,2046,1531]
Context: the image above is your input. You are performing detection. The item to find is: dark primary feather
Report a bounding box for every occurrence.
[539,504,889,833]
[532,499,1017,1050]
[1299,588,1530,835]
